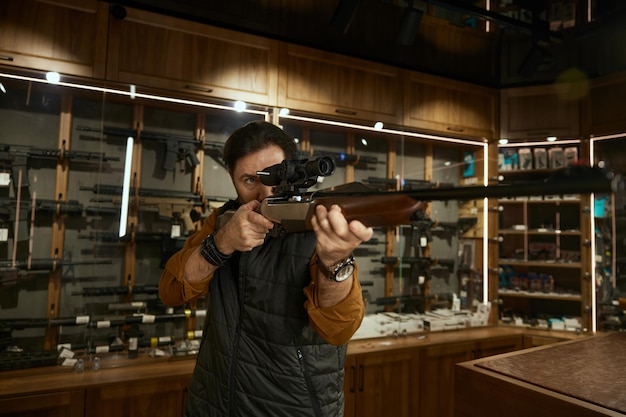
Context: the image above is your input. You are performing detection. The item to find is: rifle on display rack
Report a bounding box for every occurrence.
[0,258,113,286]
[375,256,456,284]
[80,184,228,233]
[76,125,201,172]
[73,285,160,297]
[78,231,187,267]
[216,156,622,234]
[0,144,119,193]
[404,210,478,251]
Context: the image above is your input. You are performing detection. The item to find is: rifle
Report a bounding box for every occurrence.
[375,256,455,283]
[86,310,206,328]
[76,125,200,172]
[0,144,118,192]
[404,211,478,251]
[0,258,113,285]
[0,197,84,242]
[74,285,159,297]
[80,184,223,232]
[204,141,228,169]
[365,176,454,191]
[79,231,186,267]
[218,158,619,234]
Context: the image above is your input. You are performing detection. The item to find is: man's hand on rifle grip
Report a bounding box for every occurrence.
[214,200,274,254]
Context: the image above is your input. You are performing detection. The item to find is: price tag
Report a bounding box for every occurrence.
[0,228,8,242]
[171,224,181,238]
[0,173,10,186]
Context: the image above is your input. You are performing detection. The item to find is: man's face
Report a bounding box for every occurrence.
[231,144,285,204]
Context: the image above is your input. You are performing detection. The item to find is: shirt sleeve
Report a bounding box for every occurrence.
[158,210,219,306]
[303,260,365,346]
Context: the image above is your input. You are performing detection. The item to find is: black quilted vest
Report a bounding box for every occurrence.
[185,226,348,417]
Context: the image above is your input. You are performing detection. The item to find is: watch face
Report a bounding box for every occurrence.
[334,264,354,282]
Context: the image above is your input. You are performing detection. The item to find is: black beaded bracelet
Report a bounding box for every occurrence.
[200,234,231,267]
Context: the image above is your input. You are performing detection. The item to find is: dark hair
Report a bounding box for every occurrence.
[222,120,297,173]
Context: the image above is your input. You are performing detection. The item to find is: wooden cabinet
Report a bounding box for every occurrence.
[419,336,522,417]
[0,390,85,417]
[403,71,497,140]
[0,0,108,78]
[106,7,279,106]
[344,349,419,417]
[500,84,582,140]
[85,375,190,417]
[277,43,403,125]
[419,341,475,417]
[585,71,626,136]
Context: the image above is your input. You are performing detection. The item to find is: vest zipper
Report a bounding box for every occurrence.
[228,253,247,417]
[297,348,323,417]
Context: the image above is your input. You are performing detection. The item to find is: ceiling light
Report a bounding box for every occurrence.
[498,138,509,145]
[0,83,5,93]
[547,136,557,142]
[374,121,383,130]
[234,101,247,112]
[279,108,290,116]
[361,138,368,146]
[46,72,60,84]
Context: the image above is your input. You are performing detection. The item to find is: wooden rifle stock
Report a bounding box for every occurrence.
[259,193,426,233]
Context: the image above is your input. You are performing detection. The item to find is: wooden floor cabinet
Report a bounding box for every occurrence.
[419,335,523,417]
[344,349,419,417]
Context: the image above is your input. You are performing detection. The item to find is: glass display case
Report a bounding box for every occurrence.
[0,69,488,370]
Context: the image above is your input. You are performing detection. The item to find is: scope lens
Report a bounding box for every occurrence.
[306,156,335,177]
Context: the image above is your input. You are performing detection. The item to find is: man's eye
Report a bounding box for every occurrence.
[245,177,256,185]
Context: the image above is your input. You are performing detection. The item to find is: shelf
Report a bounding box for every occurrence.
[499,198,580,204]
[498,260,581,269]
[499,229,581,236]
[498,289,582,302]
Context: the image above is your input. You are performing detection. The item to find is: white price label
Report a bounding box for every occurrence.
[0,173,10,186]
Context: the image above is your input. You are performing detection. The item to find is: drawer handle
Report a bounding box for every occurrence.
[185,85,213,93]
[0,55,14,62]
[447,126,464,132]
[335,109,357,116]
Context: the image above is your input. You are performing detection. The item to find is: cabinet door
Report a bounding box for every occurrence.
[85,375,190,417]
[586,71,626,136]
[0,390,85,417]
[522,334,564,348]
[419,341,475,417]
[343,355,357,417]
[351,350,418,417]
[106,7,278,106]
[0,0,108,78]
[277,43,402,125]
[475,336,522,358]
[403,71,497,140]
[500,84,581,140]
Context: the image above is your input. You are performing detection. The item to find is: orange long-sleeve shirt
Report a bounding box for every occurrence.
[158,207,364,345]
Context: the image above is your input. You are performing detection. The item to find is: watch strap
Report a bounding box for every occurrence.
[200,234,231,267]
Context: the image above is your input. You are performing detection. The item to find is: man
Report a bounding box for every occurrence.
[159,120,373,417]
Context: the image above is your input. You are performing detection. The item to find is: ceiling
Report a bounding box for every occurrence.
[107,0,626,87]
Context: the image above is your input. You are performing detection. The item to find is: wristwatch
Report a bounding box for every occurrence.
[316,254,355,282]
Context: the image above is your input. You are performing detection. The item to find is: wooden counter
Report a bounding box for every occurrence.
[0,326,586,417]
[455,332,626,417]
